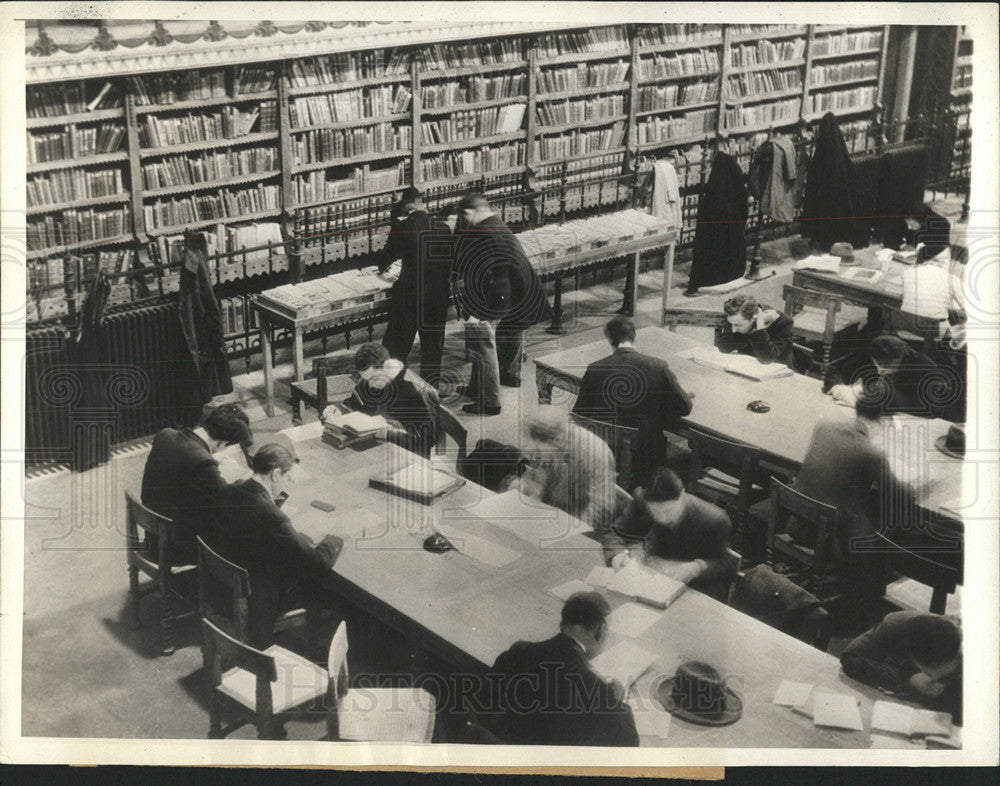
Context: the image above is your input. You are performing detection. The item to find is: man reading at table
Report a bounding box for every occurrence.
[481,591,639,747]
[603,467,736,602]
[717,294,794,366]
[572,316,692,488]
[208,443,343,650]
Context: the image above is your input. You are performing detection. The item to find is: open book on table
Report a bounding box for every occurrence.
[676,346,794,381]
[870,700,953,738]
[606,564,686,611]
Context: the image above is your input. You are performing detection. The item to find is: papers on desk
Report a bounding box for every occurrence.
[329,507,386,540]
[434,521,522,567]
[870,701,952,738]
[604,602,662,638]
[808,692,865,731]
[794,254,841,273]
[840,268,884,284]
[628,697,672,739]
[606,563,686,610]
[772,680,814,708]
[281,421,323,443]
[548,578,595,602]
[590,640,657,690]
[387,464,456,496]
[585,565,616,588]
[676,346,794,381]
[216,444,251,484]
[460,489,581,544]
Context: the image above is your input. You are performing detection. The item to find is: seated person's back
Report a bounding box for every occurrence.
[482,592,638,747]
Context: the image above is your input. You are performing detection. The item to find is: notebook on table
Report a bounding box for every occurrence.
[369,462,466,506]
[606,564,687,610]
[676,347,794,381]
[870,700,953,739]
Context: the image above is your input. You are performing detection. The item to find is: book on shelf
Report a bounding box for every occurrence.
[537,25,629,57]
[727,68,803,99]
[141,146,278,190]
[640,24,723,46]
[724,97,800,128]
[639,49,719,81]
[809,85,877,114]
[811,29,882,57]
[419,39,526,71]
[27,206,129,251]
[27,167,124,207]
[810,58,880,87]
[85,81,121,112]
[289,84,411,128]
[234,64,276,94]
[420,74,525,108]
[27,122,126,164]
[537,94,625,125]
[294,123,411,164]
[730,37,805,68]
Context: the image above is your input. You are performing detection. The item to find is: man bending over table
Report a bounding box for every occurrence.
[717,294,795,366]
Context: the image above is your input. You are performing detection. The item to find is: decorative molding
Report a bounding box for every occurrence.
[25,19,582,83]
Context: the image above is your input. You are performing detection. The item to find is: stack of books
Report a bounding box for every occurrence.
[322,411,388,449]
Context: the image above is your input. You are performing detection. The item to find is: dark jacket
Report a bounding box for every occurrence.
[876,144,931,251]
[68,270,112,470]
[853,347,953,419]
[840,610,962,723]
[717,308,795,366]
[453,214,551,329]
[380,209,453,325]
[800,112,855,251]
[572,346,692,484]
[178,239,233,407]
[141,427,227,549]
[689,152,748,289]
[482,633,639,747]
[346,365,439,457]
[604,490,734,602]
[208,478,339,649]
[748,136,799,222]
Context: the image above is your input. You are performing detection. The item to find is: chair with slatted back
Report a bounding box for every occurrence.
[288,349,357,424]
[124,491,197,655]
[196,536,317,652]
[435,403,468,465]
[875,515,964,615]
[201,618,328,740]
[685,428,766,556]
[765,479,841,601]
[782,284,863,391]
[570,412,638,491]
[662,308,728,345]
[326,621,436,743]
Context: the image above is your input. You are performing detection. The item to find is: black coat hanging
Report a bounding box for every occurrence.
[689,151,748,290]
[800,112,855,251]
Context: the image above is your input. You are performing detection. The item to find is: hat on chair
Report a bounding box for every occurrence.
[830,242,855,264]
[657,661,743,726]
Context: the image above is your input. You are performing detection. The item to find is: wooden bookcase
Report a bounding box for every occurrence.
[25,22,895,324]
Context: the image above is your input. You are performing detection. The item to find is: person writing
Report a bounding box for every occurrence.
[717,295,794,366]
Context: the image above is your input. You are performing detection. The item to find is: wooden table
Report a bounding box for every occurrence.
[791,246,906,311]
[532,326,963,515]
[276,434,924,748]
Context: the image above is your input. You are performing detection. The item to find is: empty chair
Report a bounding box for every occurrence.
[782,284,862,390]
[570,412,638,491]
[200,618,328,740]
[685,428,766,556]
[196,536,318,652]
[326,621,436,743]
[124,490,197,655]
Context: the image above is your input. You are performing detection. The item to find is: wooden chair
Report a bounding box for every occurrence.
[326,621,436,743]
[662,308,727,345]
[124,491,197,655]
[201,618,329,740]
[765,479,840,600]
[729,564,832,652]
[782,284,862,390]
[196,537,316,650]
[288,349,356,424]
[875,516,964,615]
[570,412,638,491]
[435,403,468,464]
[685,428,766,556]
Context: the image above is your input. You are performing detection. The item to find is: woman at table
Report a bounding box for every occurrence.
[331,343,439,458]
[716,295,795,367]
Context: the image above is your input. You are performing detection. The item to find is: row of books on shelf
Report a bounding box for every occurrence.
[638,24,723,46]
[138,103,277,148]
[27,167,124,207]
[724,97,800,128]
[729,24,800,35]
[727,68,803,98]
[27,206,130,251]
[638,50,720,81]
[536,95,626,125]
[809,85,877,113]
[142,184,280,230]
[287,51,400,87]
[536,26,629,57]
[536,122,626,160]
[419,39,527,71]
[220,296,260,336]
[419,142,526,180]
[637,81,718,112]
[292,162,407,204]
[29,248,135,293]
[636,109,716,144]
[141,147,280,190]
[812,30,882,56]
[288,85,412,129]
[233,65,277,95]
[27,123,125,164]
[126,71,227,106]
[294,124,412,165]
[952,67,972,90]
[811,58,880,87]
[420,104,526,143]
[537,61,630,93]
[26,81,122,118]
[420,74,526,108]
[534,152,624,188]
[730,37,806,67]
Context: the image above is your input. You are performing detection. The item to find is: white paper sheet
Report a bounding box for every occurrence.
[628,699,672,739]
[811,692,864,731]
[607,565,686,609]
[590,640,657,689]
[281,421,323,443]
[548,578,595,602]
[585,565,617,588]
[773,680,814,708]
[435,522,522,568]
[604,602,662,638]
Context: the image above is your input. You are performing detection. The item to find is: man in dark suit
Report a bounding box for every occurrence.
[481,592,638,747]
[141,403,251,564]
[453,192,551,415]
[573,316,693,488]
[208,443,342,650]
[603,467,736,602]
[379,187,453,387]
[717,294,795,367]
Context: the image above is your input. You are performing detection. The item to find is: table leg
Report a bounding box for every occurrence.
[661,241,675,324]
[617,250,639,316]
[546,274,566,335]
[293,330,305,383]
[261,317,275,417]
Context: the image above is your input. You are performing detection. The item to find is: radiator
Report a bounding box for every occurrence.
[26,324,70,465]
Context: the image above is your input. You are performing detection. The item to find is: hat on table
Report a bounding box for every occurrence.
[657,661,744,726]
[935,424,965,460]
[830,242,855,264]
